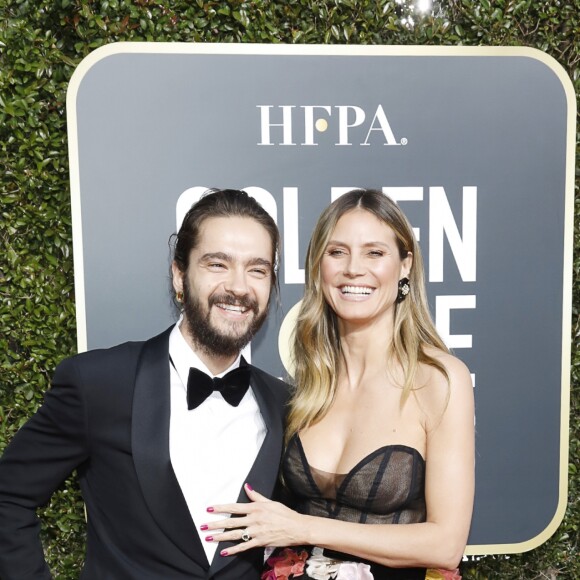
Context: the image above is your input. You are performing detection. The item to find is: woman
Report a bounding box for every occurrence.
[203,189,475,579]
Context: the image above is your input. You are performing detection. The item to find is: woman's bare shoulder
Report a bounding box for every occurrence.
[416,347,473,426]
[423,346,471,384]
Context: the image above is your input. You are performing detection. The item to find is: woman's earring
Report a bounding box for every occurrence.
[396,278,410,303]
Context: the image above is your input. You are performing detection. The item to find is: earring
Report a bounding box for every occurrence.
[396,278,410,303]
[175,291,184,303]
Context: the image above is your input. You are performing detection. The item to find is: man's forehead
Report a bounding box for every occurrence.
[195,216,273,256]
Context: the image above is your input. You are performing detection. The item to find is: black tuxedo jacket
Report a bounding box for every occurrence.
[0,327,289,579]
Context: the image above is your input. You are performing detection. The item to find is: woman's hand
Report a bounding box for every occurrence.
[201,483,305,556]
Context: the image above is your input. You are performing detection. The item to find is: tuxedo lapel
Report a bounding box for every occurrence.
[240,368,285,493]
[210,368,285,577]
[131,326,209,569]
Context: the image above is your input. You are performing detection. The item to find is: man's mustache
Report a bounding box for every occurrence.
[208,293,259,315]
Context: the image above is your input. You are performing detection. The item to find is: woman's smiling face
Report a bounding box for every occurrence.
[320,208,412,329]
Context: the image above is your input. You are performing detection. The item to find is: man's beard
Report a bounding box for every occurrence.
[182,279,268,358]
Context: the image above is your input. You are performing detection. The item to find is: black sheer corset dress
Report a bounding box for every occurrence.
[264,434,427,580]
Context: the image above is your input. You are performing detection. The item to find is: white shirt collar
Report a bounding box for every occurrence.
[168,318,242,391]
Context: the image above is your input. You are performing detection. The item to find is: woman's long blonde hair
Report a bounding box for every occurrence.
[287,189,449,442]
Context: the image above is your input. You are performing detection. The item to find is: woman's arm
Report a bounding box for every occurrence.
[205,355,474,570]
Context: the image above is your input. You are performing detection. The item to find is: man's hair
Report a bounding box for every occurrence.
[171,188,280,289]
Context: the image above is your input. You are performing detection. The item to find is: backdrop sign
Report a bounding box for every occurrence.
[67,44,575,555]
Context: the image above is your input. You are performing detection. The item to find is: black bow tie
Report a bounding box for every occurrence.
[187,361,251,410]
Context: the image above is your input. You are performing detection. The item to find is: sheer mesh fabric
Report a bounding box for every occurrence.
[284,434,426,525]
[277,434,428,579]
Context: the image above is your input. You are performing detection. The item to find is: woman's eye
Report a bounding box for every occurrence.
[327,248,345,257]
[368,250,384,257]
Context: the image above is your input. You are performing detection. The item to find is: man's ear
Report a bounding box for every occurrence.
[171,261,184,294]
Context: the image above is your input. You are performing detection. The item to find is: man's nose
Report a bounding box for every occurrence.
[223,267,249,295]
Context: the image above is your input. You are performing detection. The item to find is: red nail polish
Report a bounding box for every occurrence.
[221,550,229,557]
[246,483,253,491]
[206,507,214,513]
[200,524,208,531]
[205,536,213,542]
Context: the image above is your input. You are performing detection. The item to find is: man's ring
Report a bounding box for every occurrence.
[241,530,251,542]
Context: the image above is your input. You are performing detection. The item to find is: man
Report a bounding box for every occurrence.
[0,189,289,579]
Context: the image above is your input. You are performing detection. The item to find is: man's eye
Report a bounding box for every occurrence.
[208,263,226,269]
[250,268,268,277]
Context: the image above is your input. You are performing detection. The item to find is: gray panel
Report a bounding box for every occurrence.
[71,49,570,549]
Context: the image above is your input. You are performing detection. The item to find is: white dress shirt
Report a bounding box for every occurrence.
[168,322,266,564]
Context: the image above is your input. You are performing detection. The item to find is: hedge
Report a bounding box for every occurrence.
[0,1,578,578]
